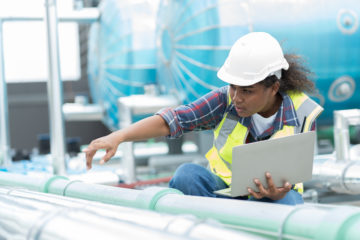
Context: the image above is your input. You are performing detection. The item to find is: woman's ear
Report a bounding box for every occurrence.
[271,81,280,95]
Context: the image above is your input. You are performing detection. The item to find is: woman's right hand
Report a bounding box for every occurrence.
[83,133,121,170]
[83,115,170,170]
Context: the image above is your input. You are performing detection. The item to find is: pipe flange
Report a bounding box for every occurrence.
[337,9,358,35]
[328,76,355,102]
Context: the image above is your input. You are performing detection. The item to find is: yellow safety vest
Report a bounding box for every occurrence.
[205,91,323,194]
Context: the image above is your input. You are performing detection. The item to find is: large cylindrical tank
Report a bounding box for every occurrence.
[247,0,360,125]
[156,0,251,103]
[88,0,360,128]
[155,0,360,125]
[87,0,159,130]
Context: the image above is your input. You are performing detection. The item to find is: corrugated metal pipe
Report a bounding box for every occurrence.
[0,186,261,240]
[1,172,360,240]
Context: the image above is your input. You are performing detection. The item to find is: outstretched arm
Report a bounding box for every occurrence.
[83,115,170,169]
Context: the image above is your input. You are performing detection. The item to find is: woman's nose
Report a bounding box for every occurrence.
[233,89,244,103]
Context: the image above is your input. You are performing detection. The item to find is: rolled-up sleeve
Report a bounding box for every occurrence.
[156,86,229,138]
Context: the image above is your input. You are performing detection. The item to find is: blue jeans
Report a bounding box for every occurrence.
[169,163,304,205]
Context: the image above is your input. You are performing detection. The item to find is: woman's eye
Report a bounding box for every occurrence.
[242,89,252,94]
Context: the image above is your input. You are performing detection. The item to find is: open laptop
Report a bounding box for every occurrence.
[214,131,316,197]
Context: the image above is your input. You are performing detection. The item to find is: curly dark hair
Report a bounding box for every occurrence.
[260,54,316,94]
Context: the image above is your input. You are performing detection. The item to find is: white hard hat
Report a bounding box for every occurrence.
[217,32,289,86]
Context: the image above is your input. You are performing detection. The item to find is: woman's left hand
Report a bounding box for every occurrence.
[247,172,292,200]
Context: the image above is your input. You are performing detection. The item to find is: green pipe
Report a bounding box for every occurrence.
[317,126,360,144]
[1,172,360,239]
[155,194,360,240]
[0,172,183,209]
[0,172,67,192]
[47,179,182,208]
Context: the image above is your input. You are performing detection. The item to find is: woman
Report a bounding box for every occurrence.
[84,32,323,205]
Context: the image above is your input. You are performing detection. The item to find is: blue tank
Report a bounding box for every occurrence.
[88,0,360,127]
[155,0,360,126]
[87,0,159,130]
[245,0,360,125]
[156,0,250,102]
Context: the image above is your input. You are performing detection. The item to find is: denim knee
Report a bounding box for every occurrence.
[169,163,202,190]
[169,163,220,197]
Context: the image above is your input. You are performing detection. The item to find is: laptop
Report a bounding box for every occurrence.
[214,131,316,197]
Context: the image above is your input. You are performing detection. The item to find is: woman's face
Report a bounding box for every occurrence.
[229,82,280,118]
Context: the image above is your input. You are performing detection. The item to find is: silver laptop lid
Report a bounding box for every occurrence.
[230,131,316,196]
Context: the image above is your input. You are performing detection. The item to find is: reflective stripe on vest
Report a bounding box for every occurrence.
[205,91,323,190]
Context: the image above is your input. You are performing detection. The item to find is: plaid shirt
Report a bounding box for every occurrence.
[157,85,315,141]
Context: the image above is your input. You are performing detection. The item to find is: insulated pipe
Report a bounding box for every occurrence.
[155,195,360,240]
[0,20,11,167]
[334,109,360,162]
[44,0,66,175]
[308,155,360,194]
[0,172,181,209]
[0,173,67,192]
[0,194,187,240]
[1,172,360,239]
[0,187,265,240]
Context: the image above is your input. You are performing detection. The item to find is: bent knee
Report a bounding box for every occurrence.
[170,163,205,187]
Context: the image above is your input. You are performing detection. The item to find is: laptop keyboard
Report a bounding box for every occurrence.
[222,188,231,193]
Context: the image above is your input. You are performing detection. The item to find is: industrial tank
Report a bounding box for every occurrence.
[88,0,360,127]
[245,0,360,125]
[156,0,251,102]
[87,0,159,130]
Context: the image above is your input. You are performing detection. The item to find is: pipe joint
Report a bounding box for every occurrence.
[136,187,183,210]
[43,175,69,193]
[314,206,360,240]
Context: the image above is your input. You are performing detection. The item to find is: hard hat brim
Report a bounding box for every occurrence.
[217,60,289,87]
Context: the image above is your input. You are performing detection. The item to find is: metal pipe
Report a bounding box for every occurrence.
[117,94,179,183]
[308,154,360,194]
[155,194,360,240]
[0,194,186,240]
[0,187,265,240]
[1,172,360,239]
[0,20,11,167]
[334,110,350,162]
[0,8,99,23]
[44,0,66,175]
[334,109,360,162]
